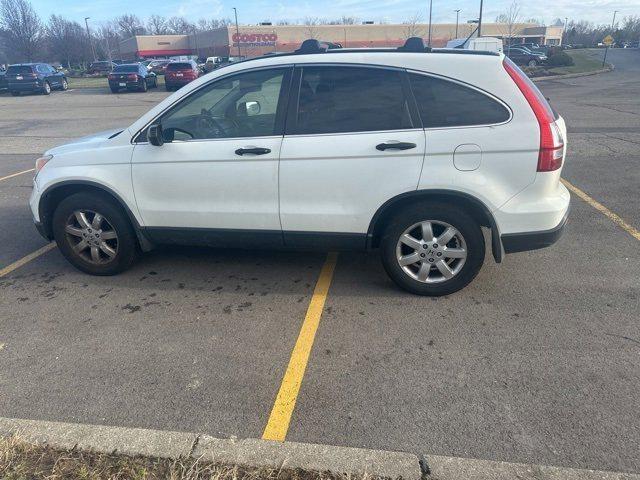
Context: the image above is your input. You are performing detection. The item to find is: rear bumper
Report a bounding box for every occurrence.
[109,81,140,90]
[502,209,568,254]
[9,83,43,92]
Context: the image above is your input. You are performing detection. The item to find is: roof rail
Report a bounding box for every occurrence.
[397,37,432,53]
[294,39,342,54]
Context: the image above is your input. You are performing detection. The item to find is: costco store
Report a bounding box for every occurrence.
[119,23,563,60]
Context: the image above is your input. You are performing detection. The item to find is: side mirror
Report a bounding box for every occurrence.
[148,124,164,146]
[239,101,261,116]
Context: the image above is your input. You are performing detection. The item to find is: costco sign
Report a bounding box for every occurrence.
[233,32,278,47]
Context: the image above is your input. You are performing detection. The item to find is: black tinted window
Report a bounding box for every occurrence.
[113,65,139,73]
[166,62,193,71]
[294,66,413,134]
[7,65,33,75]
[409,73,510,128]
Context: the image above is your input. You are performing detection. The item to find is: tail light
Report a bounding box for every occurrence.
[503,57,564,172]
[127,74,138,81]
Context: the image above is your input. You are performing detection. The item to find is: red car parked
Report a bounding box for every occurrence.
[164,61,200,91]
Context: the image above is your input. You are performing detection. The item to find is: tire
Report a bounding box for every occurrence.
[43,81,51,95]
[11,91,19,96]
[140,79,148,92]
[60,78,68,91]
[110,87,119,93]
[380,202,485,296]
[153,78,158,88]
[528,59,538,67]
[52,192,138,276]
[165,84,173,92]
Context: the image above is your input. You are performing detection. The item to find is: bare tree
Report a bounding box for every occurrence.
[116,14,145,38]
[166,16,194,34]
[0,0,42,61]
[147,14,168,35]
[402,13,424,40]
[96,22,121,61]
[303,16,321,39]
[195,18,230,31]
[46,14,90,67]
[495,1,521,53]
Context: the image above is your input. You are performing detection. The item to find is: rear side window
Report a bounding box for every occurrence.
[409,73,510,128]
[7,65,33,75]
[166,63,193,71]
[293,66,413,135]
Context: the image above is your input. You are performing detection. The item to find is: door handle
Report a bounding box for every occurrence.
[235,147,272,156]
[376,142,417,151]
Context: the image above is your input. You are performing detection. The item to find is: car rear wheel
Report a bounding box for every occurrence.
[110,87,118,93]
[380,202,485,296]
[52,192,138,276]
[60,78,68,90]
[140,79,148,92]
[528,59,538,67]
[43,81,51,95]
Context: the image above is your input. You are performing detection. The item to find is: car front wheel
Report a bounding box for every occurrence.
[52,192,138,275]
[380,202,485,296]
[60,78,68,90]
[528,59,538,67]
[43,81,51,95]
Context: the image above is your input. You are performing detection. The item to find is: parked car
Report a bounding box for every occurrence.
[87,61,116,75]
[6,63,68,96]
[148,59,171,75]
[29,38,569,296]
[506,46,547,66]
[0,68,7,92]
[164,61,200,91]
[205,56,224,72]
[446,36,503,53]
[107,63,157,93]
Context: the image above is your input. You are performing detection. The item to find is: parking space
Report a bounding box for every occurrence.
[0,49,639,475]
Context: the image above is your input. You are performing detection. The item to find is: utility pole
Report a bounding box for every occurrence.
[603,10,618,68]
[454,9,461,38]
[233,7,241,58]
[477,0,483,37]
[427,0,433,46]
[84,17,97,61]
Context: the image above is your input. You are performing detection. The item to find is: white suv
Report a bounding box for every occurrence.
[30,38,569,296]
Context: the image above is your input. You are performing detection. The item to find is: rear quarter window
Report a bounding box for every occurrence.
[409,73,511,128]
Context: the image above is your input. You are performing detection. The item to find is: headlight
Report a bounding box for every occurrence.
[35,154,53,175]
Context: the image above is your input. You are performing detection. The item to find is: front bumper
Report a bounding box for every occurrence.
[501,209,568,254]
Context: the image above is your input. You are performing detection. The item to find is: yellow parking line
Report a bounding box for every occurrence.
[0,243,56,278]
[562,178,640,241]
[0,168,34,182]
[262,252,338,442]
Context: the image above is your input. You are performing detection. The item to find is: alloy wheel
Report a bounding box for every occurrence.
[395,220,467,283]
[64,209,119,265]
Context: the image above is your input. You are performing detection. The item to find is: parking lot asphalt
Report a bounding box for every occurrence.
[1,51,639,475]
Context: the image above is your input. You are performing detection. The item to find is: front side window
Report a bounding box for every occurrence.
[409,73,511,128]
[158,68,287,141]
[293,66,413,135]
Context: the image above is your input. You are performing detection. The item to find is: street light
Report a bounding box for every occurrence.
[84,17,97,62]
[233,7,241,58]
[477,0,484,37]
[611,10,618,30]
[454,9,461,38]
[427,0,433,46]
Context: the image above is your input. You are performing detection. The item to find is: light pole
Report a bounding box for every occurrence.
[563,17,568,46]
[84,17,97,62]
[233,7,241,58]
[427,0,433,46]
[454,9,461,38]
[611,10,618,30]
[477,0,484,37]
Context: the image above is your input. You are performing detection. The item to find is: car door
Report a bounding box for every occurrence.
[279,65,426,248]
[131,66,292,247]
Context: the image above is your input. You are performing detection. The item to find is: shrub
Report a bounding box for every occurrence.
[547,52,574,67]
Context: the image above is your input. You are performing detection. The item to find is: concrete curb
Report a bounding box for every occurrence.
[531,64,614,82]
[1,416,638,479]
[0,417,421,479]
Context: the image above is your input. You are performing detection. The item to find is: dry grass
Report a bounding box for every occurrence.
[0,435,367,480]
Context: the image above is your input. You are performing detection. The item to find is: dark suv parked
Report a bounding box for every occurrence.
[107,63,158,93]
[6,63,68,96]
[505,46,548,67]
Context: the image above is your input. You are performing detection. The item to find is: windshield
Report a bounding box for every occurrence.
[113,65,140,73]
[7,65,34,75]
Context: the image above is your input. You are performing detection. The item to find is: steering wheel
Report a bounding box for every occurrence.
[195,109,227,137]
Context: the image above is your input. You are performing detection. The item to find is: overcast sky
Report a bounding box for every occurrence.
[31,0,638,27]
